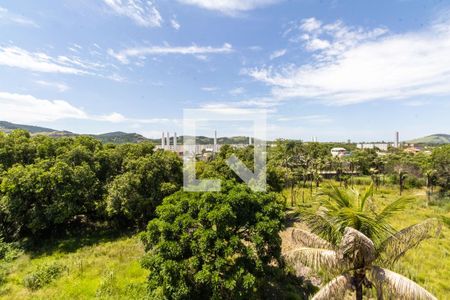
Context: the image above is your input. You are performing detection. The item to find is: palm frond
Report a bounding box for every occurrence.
[321,184,352,208]
[303,206,343,246]
[290,228,334,249]
[311,274,352,300]
[339,227,376,267]
[369,266,437,300]
[359,183,373,211]
[283,247,340,272]
[377,218,441,266]
[376,196,413,223]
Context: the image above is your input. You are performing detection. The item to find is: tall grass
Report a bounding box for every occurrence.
[0,236,148,299]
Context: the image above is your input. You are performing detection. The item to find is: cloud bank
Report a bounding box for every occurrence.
[250,18,450,105]
[178,0,282,15]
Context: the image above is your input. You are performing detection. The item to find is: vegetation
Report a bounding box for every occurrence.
[286,224,439,300]
[407,134,450,145]
[141,182,285,299]
[288,183,440,299]
[0,129,448,299]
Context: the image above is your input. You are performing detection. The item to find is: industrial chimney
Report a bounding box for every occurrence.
[166,132,170,149]
[174,132,177,151]
[395,131,399,148]
[214,130,217,153]
[161,132,165,148]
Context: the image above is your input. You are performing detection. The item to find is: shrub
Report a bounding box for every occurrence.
[404,176,425,189]
[141,181,285,299]
[0,238,21,262]
[23,262,66,290]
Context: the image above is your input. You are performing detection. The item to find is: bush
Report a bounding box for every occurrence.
[0,264,7,286]
[0,238,21,262]
[141,181,285,299]
[23,262,66,290]
[404,176,425,189]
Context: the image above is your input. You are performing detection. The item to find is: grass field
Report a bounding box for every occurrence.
[283,181,450,298]
[0,235,148,300]
[1,182,449,299]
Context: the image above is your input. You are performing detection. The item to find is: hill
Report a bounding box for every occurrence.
[0,121,148,144]
[0,121,259,145]
[0,121,57,134]
[407,134,450,145]
[93,131,148,144]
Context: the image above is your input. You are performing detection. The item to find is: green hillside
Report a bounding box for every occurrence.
[0,121,57,134]
[0,121,148,144]
[0,121,256,145]
[407,134,450,144]
[93,132,149,144]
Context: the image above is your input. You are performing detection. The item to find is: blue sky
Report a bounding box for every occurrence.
[0,0,449,142]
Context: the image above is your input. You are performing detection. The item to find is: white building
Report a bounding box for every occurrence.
[331,147,348,157]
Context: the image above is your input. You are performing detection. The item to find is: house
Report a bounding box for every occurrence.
[331,147,348,157]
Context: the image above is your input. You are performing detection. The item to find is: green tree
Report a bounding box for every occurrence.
[106,150,182,228]
[0,160,99,238]
[285,222,439,300]
[431,144,450,193]
[140,182,285,299]
[301,183,410,245]
[296,184,440,299]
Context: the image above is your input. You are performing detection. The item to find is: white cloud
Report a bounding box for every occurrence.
[0,6,38,27]
[102,0,162,27]
[0,91,87,123]
[108,43,233,64]
[0,45,126,82]
[249,18,450,105]
[200,97,280,111]
[178,0,282,15]
[35,80,70,92]
[299,17,321,32]
[170,17,180,30]
[201,86,218,92]
[269,49,286,60]
[197,103,268,116]
[0,46,87,74]
[277,114,332,124]
[229,87,245,95]
[249,46,263,51]
[0,91,175,125]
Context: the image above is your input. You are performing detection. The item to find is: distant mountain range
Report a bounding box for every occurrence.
[0,121,253,145]
[406,134,450,145]
[0,121,148,144]
[2,121,448,145]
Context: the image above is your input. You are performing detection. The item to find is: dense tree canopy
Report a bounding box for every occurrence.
[0,130,182,240]
[140,181,285,299]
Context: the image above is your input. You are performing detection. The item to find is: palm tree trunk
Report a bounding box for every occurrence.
[354,271,365,300]
[290,183,294,207]
[356,286,363,300]
[376,284,384,300]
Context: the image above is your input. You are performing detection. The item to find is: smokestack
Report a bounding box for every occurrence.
[166,132,170,149]
[395,131,399,148]
[249,136,252,145]
[161,132,165,148]
[174,132,177,150]
[214,130,217,153]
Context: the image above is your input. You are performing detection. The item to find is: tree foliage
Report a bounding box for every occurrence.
[0,130,182,240]
[140,181,285,299]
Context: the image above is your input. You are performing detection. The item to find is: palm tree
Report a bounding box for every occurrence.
[302,183,408,245]
[284,222,439,300]
[287,183,441,299]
